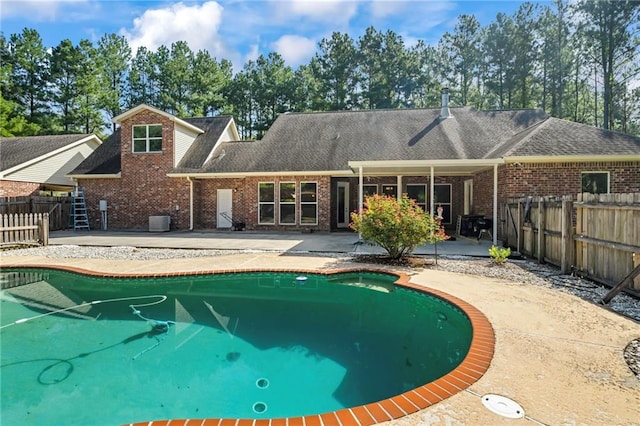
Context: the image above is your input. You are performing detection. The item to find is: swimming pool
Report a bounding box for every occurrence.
[0,266,494,425]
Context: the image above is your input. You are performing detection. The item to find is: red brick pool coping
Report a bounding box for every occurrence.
[3,264,495,426]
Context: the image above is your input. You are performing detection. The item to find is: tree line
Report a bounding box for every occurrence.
[1,0,638,139]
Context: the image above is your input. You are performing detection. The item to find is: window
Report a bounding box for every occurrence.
[279,182,296,225]
[300,182,318,225]
[363,184,377,197]
[133,124,163,153]
[382,184,397,198]
[581,172,609,194]
[433,184,452,224]
[406,184,427,212]
[258,182,275,224]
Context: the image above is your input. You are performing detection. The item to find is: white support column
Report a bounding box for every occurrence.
[187,177,194,230]
[493,164,498,246]
[396,175,402,201]
[358,166,364,217]
[429,166,435,216]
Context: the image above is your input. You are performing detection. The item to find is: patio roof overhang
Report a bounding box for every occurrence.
[348,158,504,176]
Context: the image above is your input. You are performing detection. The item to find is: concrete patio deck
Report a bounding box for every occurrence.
[1,232,639,425]
[44,229,497,257]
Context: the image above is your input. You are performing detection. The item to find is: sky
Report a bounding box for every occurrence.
[0,0,534,70]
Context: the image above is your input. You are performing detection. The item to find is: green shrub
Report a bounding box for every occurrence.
[350,194,448,260]
[489,245,511,264]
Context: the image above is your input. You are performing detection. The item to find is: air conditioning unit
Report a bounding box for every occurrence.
[149,215,171,232]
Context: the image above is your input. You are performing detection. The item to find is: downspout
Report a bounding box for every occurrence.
[187,177,194,231]
[396,175,402,201]
[493,164,498,246]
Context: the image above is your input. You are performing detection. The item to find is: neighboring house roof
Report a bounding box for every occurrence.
[0,134,93,172]
[0,134,102,184]
[69,116,236,176]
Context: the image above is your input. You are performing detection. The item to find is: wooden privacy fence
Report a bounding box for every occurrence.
[575,193,640,291]
[0,196,72,231]
[503,193,640,291]
[0,213,49,247]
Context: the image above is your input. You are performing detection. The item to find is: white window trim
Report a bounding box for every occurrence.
[581,171,610,194]
[300,181,318,226]
[279,181,296,225]
[258,182,275,225]
[132,124,163,153]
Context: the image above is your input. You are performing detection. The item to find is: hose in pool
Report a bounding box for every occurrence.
[0,295,173,331]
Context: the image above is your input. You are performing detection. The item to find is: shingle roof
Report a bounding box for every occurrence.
[194,107,548,174]
[69,106,640,177]
[70,116,233,175]
[69,130,121,175]
[487,117,640,158]
[0,134,93,171]
[175,116,233,169]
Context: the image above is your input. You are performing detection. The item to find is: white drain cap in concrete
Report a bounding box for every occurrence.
[481,394,525,419]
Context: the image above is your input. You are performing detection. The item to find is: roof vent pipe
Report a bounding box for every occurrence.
[440,87,451,119]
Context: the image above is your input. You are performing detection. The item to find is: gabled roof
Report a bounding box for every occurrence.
[0,134,99,174]
[182,107,548,175]
[69,116,236,176]
[175,116,237,169]
[113,104,204,135]
[487,117,640,159]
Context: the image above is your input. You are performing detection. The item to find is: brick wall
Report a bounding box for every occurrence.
[240,176,332,231]
[502,161,640,199]
[79,110,191,230]
[198,178,246,228]
[0,180,41,197]
[471,161,640,240]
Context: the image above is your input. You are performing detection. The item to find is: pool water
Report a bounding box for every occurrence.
[0,268,472,425]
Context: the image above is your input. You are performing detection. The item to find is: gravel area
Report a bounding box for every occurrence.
[2,244,639,377]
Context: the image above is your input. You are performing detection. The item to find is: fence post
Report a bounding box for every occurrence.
[537,198,545,264]
[561,199,573,273]
[517,200,523,255]
[40,213,49,246]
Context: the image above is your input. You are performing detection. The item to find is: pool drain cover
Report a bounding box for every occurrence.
[253,402,267,414]
[481,394,524,419]
[256,378,269,389]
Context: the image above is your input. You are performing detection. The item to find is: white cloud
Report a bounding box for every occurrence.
[121,1,226,56]
[285,0,359,24]
[272,35,316,66]
[0,0,87,21]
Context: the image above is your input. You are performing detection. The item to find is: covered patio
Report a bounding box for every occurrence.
[347,158,502,246]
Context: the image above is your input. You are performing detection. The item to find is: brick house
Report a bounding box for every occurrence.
[69,95,640,241]
[0,134,102,197]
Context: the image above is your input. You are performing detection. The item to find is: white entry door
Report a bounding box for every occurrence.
[217,189,233,228]
[336,182,350,228]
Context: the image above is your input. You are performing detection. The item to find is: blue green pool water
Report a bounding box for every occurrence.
[0,268,472,425]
